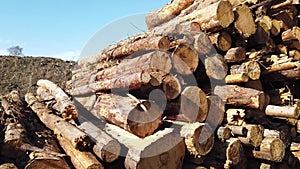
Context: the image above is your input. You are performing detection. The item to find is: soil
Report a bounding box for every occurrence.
[0,55,76,96]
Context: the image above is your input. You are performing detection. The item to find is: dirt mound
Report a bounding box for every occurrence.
[0,56,76,96]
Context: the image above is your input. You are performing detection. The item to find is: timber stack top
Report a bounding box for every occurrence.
[1,0,300,168]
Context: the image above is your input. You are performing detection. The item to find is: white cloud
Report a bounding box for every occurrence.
[0,49,8,55]
[50,50,81,61]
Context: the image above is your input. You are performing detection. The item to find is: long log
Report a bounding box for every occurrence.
[214,85,265,110]
[105,123,186,169]
[252,137,285,162]
[37,79,78,121]
[146,0,195,29]
[96,50,172,81]
[230,61,261,80]
[56,135,103,169]
[90,93,162,138]
[265,104,300,118]
[183,1,234,32]
[25,93,93,151]
[79,121,121,163]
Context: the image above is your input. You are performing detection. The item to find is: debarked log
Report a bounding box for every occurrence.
[90,93,163,138]
[214,85,265,110]
[105,123,186,169]
[25,93,93,151]
[79,121,121,163]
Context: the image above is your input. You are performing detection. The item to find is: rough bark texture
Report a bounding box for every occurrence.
[79,121,121,163]
[90,93,162,138]
[105,123,185,169]
[25,93,93,151]
[37,79,78,121]
[265,104,300,118]
[230,61,261,80]
[214,85,265,110]
[146,0,195,29]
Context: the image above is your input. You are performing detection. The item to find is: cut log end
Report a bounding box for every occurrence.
[162,75,182,100]
[97,140,121,163]
[173,44,199,75]
[217,1,234,28]
[180,86,208,123]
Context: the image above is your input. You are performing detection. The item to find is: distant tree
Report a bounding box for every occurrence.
[7,45,23,56]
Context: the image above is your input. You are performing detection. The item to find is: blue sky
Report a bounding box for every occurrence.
[0,1,169,60]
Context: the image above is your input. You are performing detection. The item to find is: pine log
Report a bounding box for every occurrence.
[183,1,234,32]
[172,43,199,75]
[193,32,213,55]
[180,86,208,123]
[209,31,232,52]
[225,74,249,84]
[214,85,265,110]
[234,4,256,38]
[96,50,172,81]
[230,61,261,80]
[24,136,70,169]
[217,126,232,141]
[263,129,290,148]
[227,125,248,136]
[226,138,247,168]
[25,93,93,151]
[79,121,121,163]
[205,53,228,80]
[162,74,182,100]
[90,93,162,138]
[0,163,18,169]
[224,47,246,63]
[271,19,283,36]
[226,109,246,126]
[237,124,264,147]
[102,36,171,61]
[168,120,214,157]
[289,50,300,60]
[37,79,78,121]
[252,137,285,162]
[282,27,300,42]
[206,95,225,128]
[105,123,186,169]
[145,0,195,29]
[178,0,220,17]
[71,71,153,95]
[265,104,300,118]
[56,135,103,169]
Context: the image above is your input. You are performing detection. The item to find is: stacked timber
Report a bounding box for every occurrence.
[1,0,300,168]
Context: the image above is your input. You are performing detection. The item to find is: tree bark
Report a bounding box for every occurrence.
[56,135,103,169]
[265,104,300,118]
[230,61,261,80]
[90,93,162,138]
[214,85,265,110]
[96,51,172,81]
[37,79,78,121]
[25,93,93,151]
[79,121,121,163]
[238,124,264,147]
[252,137,285,162]
[224,47,246,63]
[146,0,195,29]
[105,123,186,169]
[227,125,248,136]
[226,109,246,126]
[225,74,249,84]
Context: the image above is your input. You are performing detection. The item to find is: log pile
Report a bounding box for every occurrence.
[1,0,300,168]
